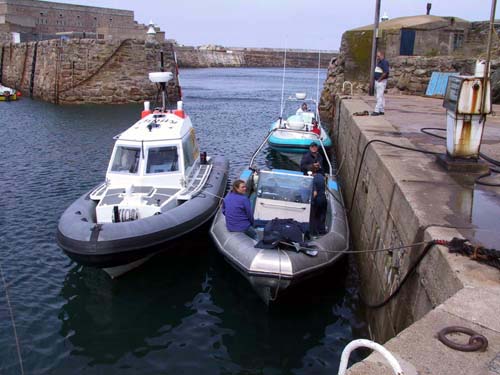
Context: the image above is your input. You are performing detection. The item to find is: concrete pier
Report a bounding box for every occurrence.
[331,95,500,374]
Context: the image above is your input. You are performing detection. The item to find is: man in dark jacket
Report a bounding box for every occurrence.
[300,142,324,175]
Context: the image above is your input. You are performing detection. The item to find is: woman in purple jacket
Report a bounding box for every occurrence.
[222,179,257,238]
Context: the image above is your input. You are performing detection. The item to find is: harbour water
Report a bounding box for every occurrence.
[0,68,368,374]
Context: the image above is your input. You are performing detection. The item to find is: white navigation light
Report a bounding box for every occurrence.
[295,93,307,100]
[147,20,156,35]
[149,72,173,83]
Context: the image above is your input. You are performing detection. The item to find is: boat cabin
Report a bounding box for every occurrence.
[106,111,199,189]
[90,107,208,224]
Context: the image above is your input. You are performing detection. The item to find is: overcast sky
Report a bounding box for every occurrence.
[50,0,498,50]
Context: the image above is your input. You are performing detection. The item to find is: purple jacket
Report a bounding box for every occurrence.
[222,192,254,232]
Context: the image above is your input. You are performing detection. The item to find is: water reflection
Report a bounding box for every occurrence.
[446,173,499,249]
[59,232,366,373]
[58,231,240,373]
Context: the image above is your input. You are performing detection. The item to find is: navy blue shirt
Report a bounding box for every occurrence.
[374,58,389,81]
[222,192,254,232]
[313,174,326,200]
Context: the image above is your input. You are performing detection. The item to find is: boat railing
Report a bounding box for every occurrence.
[248,128,333,176]
[320,138,333,176]
[338,339,403,375]
[177,163,212,200]
[342,81,353,96]
[248,129,275,169]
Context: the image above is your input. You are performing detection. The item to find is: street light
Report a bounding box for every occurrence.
[368,0,381,96]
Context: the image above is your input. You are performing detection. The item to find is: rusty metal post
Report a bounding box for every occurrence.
[369,0,381,96]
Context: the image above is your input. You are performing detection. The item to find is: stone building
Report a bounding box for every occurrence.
[0,0,165,43]
[320,14,500,116]
[340,15,488,84]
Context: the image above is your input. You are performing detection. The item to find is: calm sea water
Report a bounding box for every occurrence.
[0,68,367,374]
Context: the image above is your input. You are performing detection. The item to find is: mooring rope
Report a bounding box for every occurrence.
[0,263,24,375]
[269,249,283,302]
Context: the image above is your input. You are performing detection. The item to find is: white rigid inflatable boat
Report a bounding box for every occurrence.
[57,72,229,277]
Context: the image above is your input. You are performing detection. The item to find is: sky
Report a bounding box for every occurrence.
[49,0,498,50]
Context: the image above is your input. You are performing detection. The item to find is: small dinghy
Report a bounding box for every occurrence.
[57,72,229,277]
[268,93,332,156]
[0,84,20,101]
[210,131,348,304]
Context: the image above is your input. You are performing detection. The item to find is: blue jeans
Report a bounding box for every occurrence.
[245,226,258,240]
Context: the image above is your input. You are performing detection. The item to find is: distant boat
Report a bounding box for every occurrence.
[0,84,20,101]
[57,72,229,277]
[210,131,348,304]
[268,92,332,155]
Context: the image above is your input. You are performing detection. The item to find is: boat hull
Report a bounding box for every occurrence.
[209,175,349,304]
[57,156,229,270]
[0,94,18,101]
[267,122,332,154]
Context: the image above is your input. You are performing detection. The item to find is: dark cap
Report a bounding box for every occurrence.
[310,141,319,147]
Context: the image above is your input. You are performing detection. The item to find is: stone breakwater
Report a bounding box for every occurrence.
[174,46,338,69]
[0,39,180,104]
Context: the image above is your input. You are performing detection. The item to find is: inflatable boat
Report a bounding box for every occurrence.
[268,93,332,155]
[0,84,20,101]
[57,72,229,277]
[210,131,348,304]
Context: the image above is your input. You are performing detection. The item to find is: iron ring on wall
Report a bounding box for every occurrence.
[437,326,488,352]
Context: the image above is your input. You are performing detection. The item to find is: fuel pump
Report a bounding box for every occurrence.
[439,61,492,172]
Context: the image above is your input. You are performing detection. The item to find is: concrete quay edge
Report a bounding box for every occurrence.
[336,96,500,375]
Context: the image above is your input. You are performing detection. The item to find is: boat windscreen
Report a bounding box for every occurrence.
[111,146,140,173]
[256,172,313,204]
[146,146,179,173]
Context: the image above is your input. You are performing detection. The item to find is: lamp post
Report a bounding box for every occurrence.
[368,0,381,96]
[481,0,497,123]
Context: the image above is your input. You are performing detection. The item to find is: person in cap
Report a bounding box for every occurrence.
[371,50,389,116]
[300,141,324,175]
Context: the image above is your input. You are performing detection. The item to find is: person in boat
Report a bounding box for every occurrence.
[222,179,257,239]
[296,102,309,114]
[300,141,324,175]
[311,119,321,135]
[310,164,327,236]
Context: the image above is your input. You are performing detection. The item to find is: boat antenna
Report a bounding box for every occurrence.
[279,41,287,120]
[173,50,183,100]
[149,72,174,112]
[315,49,321,119]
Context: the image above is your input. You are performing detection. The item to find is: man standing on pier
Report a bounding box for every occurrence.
[371,50,389,116]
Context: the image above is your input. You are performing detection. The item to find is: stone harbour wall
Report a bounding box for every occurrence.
[320,55,500,119]
[330,96,462,342]
[0,39,180,104]
[175,46,337,69]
